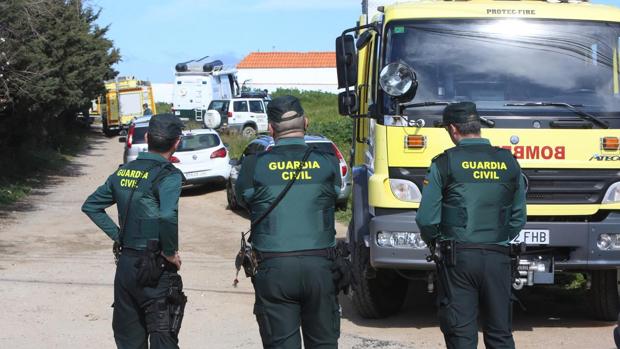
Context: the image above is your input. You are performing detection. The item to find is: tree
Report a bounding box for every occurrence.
[0,0,120,148]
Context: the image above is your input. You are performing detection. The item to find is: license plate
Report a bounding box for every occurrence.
[512,229,550,245]
[185,170,209,179]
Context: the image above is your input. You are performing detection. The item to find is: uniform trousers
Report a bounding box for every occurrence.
[113,253,180,349]
[437,249,515,349]
[252,256,340,349]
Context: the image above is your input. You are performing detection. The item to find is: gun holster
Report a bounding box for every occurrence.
[143,274,187,336]
[439,240,457,267]
[113,241,121,265]
[331,241,355,295]
[135,239,165,287]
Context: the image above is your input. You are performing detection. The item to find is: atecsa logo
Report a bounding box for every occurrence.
[589,154,620,161]
[501,145,566,160]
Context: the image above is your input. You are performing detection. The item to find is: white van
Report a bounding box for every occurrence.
[172,59,238,122]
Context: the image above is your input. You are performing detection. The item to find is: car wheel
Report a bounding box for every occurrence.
[227,179,240,211]
[241,125,257,138]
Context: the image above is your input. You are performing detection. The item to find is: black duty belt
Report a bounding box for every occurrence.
[254,248,336,263]
[455,242,510,255]
[120,247,144,257]
[121,247,178,272]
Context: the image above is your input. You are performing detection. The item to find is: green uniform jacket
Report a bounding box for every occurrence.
[81,152,182,256]
[235,137,341,252]
[416,138,527,246]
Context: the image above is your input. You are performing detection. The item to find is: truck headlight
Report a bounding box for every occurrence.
[602,182,620,204]
[377,231,427,249]
[389,179,421,202]
[379,62,417,97]
[597,233,620,250]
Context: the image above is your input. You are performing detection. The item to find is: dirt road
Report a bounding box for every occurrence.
[0,131,616,348]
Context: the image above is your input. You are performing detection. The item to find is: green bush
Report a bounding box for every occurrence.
[271,89,352,154]
[156,102,172,114]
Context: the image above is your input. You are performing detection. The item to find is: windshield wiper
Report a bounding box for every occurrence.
[505,102,609,129]
[399,100,495,127]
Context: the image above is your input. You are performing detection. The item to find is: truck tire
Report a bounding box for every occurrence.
[241,125,257,138]
[349,240,408,318]
[590,269,620,321]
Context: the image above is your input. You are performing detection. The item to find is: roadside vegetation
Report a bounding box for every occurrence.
[0,1,119,206]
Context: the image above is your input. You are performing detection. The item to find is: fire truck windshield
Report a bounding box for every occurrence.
[382,19,620,116]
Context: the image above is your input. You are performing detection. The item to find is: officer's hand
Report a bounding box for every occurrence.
[164,252,182,270]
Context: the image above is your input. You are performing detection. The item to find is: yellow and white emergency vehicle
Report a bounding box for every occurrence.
[336,0,620,320]
[99,76,156,136]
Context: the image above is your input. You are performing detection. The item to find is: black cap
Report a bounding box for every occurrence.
[148,114,183,139]
[267,95,304,123]
[442,102,480,125]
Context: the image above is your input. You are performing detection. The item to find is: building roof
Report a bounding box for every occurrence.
[237,52,336,69]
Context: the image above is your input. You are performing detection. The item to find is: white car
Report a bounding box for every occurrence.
[172,129,231,186]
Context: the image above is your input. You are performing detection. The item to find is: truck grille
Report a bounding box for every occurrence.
[389,167,620,205]
[523,169,620,204]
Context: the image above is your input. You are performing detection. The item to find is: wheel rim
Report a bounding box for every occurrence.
[242,127,256,138]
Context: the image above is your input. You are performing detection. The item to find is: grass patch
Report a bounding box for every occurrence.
[0,130,88,206]
[336,200,352,225]
[156,102,172,114]
[564,272,588,290]
[221,133,252,159]
[0,183,31,205]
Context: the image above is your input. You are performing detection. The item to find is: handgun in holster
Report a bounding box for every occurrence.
[439,240,457,267]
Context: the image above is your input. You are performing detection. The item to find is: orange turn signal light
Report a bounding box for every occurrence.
[405,135,426,149]
[602,137,620,150]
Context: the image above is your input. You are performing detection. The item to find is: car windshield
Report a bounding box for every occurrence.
[177,133,220,152]
[383,19,620,117]
[132,126,148,144]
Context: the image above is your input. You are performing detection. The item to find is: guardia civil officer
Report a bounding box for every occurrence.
[235,95,342,348]
[82,114,186,349]
[416,102,527,349]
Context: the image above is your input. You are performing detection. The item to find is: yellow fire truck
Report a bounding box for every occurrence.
[99,76,156,136]
[336,0,620,320]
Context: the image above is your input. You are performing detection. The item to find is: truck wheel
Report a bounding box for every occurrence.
[241,125,257,138]
[349,240,408,318]
[590,269,620,321]
[226,179,240,211]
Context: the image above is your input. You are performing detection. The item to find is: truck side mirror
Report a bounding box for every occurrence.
[338,91,358,116]
[335,35,358,89]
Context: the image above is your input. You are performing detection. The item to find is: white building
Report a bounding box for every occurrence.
[236,52,337,94]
